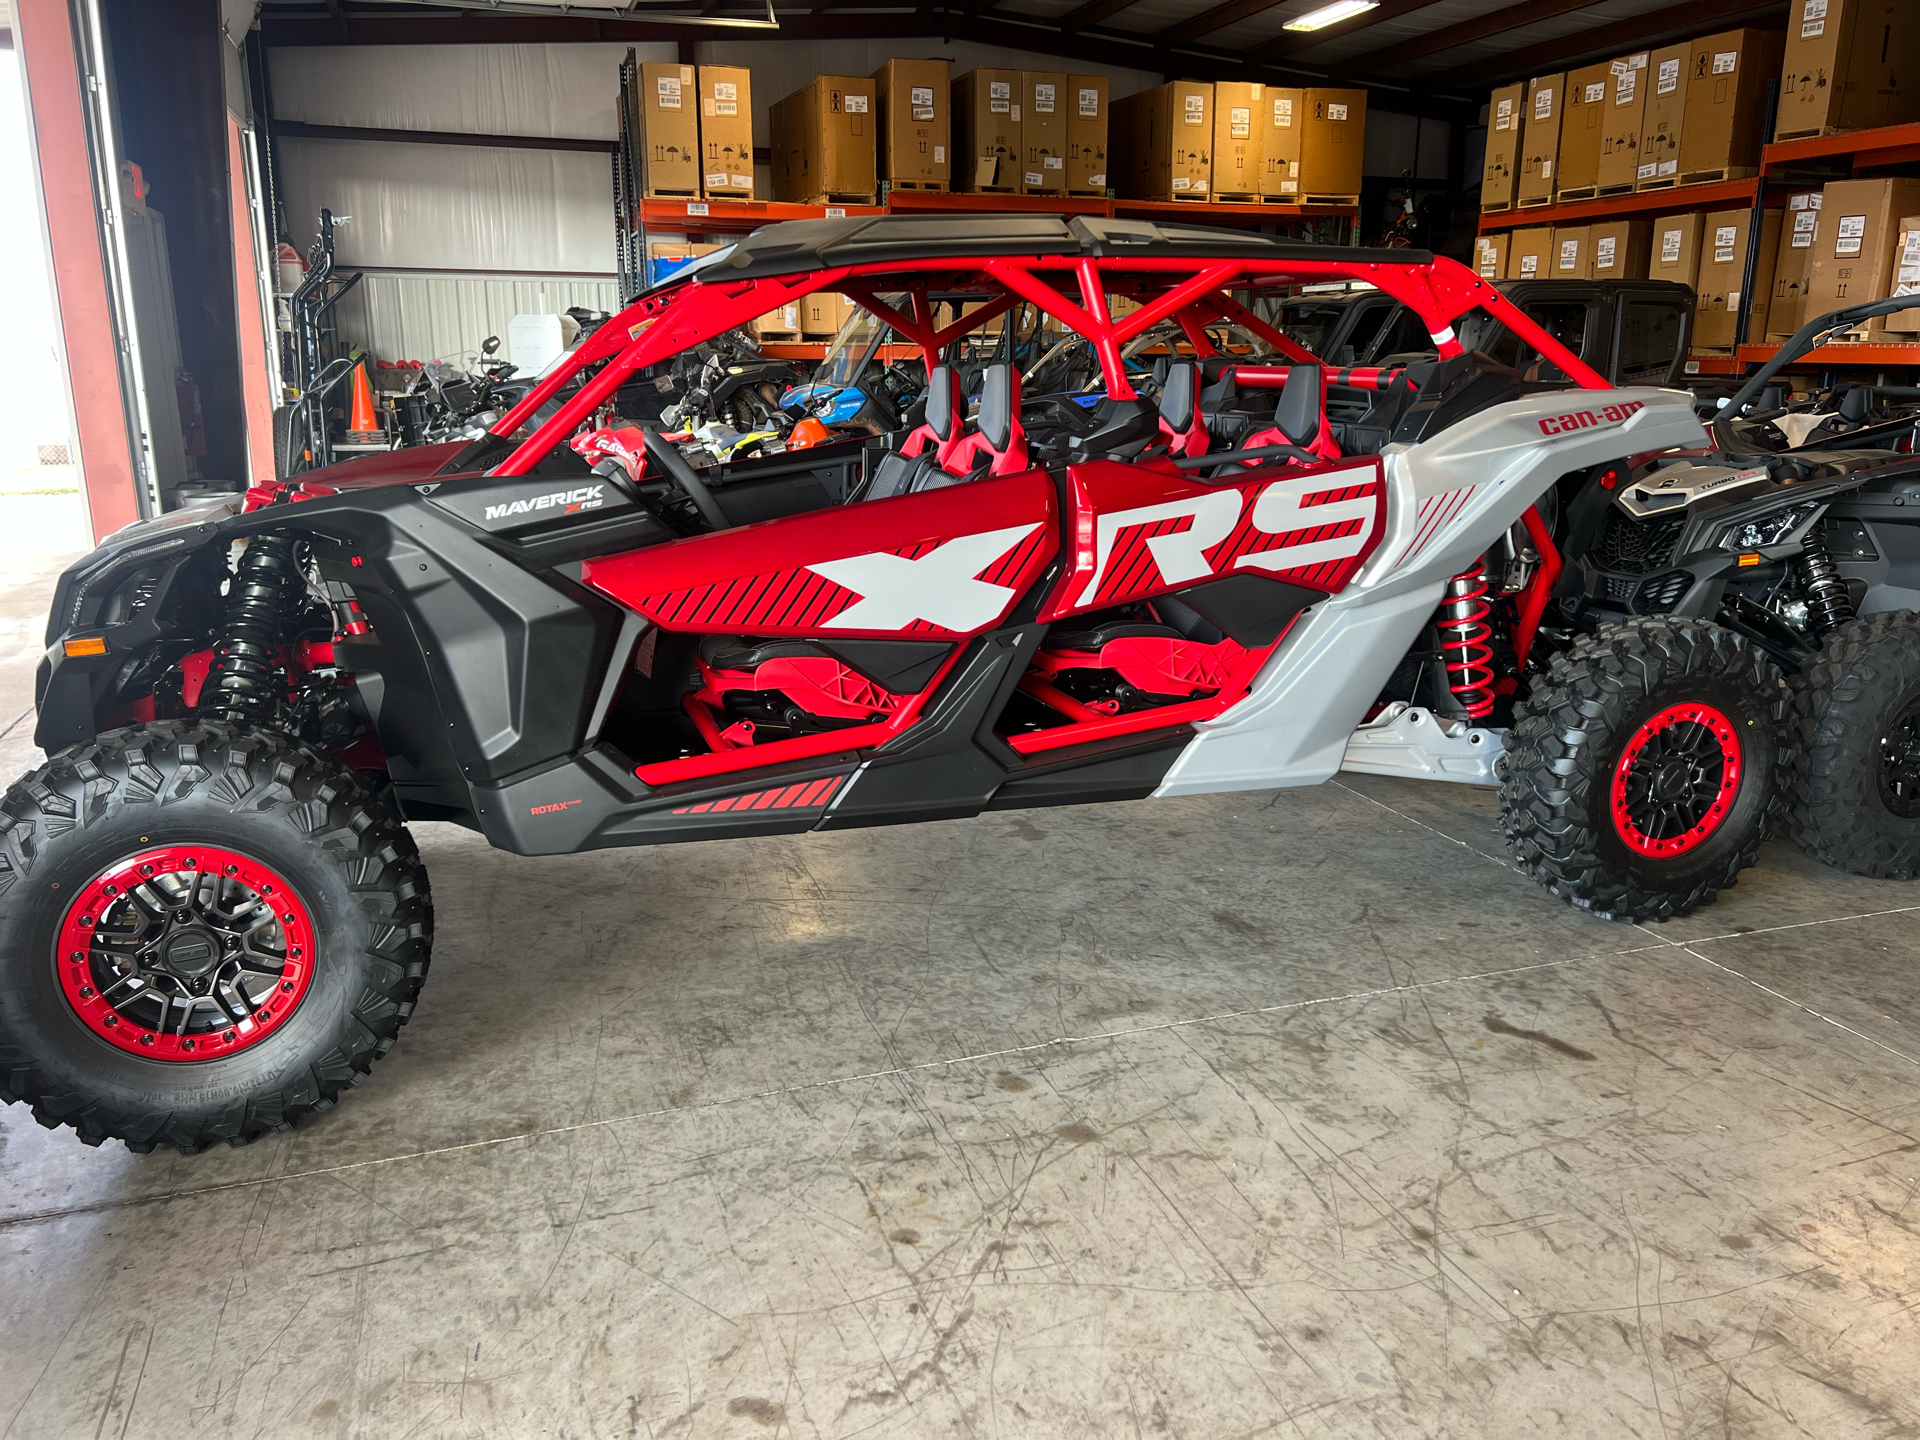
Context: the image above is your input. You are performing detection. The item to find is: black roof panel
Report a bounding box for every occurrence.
[681,214,1433,285]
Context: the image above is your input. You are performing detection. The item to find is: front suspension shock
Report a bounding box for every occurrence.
[1796,525,1855,637]
[205,532,306,727]
[1439,561,1496,721]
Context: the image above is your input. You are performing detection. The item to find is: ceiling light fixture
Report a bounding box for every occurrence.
[1283,0,1378,32]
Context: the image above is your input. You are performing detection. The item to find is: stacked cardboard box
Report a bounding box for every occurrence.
[1115,82,1212,200]
[1598,53,1647,193]
[1508,226,1554,280]
[1298,89,1365,200]
[1020,71,1068,195]
[631,62,700,198]
[1805,177,1920,333]
[1212,82,1264,200]
[874,58,951,191]
[698,66,754,200]
[1475,233,1509,279]
[1676,29,1783,181]
[1887,218,1920,335]
[1591,219,1653,279]
[1518,75,1564,207]
[1068,76,1109,194]
[1636,42,1689,188]
[772,76,878,204]
[1768,191,1823,339]
[1650,213,1705,291]
[1265,87,1305,200]
[1694,207,1781,348]
[1481,83,1523,211]
[1556,64,1611,200]
[954,68,1021,192]
[1775,0,1920,141]
[1552,225,1590,277]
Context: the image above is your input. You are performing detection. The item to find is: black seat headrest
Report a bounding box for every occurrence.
[1273,363,1322,447]
[978,363,1014,451]
[1159,360,1198,429]
[925,364,958,439]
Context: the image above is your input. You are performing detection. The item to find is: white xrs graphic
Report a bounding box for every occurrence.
[809,523,1040,631]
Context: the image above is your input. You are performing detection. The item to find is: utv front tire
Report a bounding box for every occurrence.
[1501,619,1786,922]
[1788,610,1920,879]
[0,722,431,1152]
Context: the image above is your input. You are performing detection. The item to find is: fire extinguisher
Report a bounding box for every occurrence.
[176,371,206,459]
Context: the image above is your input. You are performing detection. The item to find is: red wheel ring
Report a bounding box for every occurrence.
[56,846,317,1062]
[1610,702,1744,859]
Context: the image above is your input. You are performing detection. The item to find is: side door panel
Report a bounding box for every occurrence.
[1042,457,1389,621]
[583,470,1057,639]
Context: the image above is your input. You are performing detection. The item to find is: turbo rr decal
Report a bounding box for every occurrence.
[1065,461,1385,613]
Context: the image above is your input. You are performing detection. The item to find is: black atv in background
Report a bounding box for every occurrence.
[1554,294,1920,878]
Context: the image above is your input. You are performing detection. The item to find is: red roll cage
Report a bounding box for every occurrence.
[488,250,1609,477]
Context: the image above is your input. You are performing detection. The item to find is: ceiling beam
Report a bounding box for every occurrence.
[1336,0,1603,78]
[1428,0,1786,87]
[254,5,1478,117]
[274,119,618,152]
[1152,0,1292,48]
[1053,0,1150,36]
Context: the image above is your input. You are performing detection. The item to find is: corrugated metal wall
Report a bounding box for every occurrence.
[329,272,621,368]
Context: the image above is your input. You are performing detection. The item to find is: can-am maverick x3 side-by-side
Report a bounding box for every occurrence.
[4,215,1908,1153]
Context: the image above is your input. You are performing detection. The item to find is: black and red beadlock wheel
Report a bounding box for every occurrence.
[1609,702,1743,858]
[56,845,318,1061]
[0,722,432,1153]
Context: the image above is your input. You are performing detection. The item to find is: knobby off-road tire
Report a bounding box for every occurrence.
[1788,610,1920,879]
[1500,619,1788,922]
[0,721,431,1152]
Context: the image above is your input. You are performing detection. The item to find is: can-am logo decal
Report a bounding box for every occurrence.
[484,484,606,521]
[1538,401,1644,436]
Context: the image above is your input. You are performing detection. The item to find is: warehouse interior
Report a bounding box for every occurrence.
[5,0,1920,1434]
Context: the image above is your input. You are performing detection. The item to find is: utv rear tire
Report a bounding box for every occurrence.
[1787,610,1920,879]
[1500,619,1786,922]
[0,722,431,1153]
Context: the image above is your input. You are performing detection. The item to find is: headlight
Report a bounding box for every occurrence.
[1718,502,1823,552]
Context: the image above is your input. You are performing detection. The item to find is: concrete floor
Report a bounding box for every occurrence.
[2,501,1918,1438]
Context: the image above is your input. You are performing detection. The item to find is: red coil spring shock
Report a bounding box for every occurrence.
[1439,562,1495,721]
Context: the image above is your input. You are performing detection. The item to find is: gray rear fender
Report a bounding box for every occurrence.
[1155,387,1708,797]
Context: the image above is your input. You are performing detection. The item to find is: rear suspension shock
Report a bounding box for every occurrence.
[1438,561,1496,721]
[1796,525,1855,637]
[205,532,306,727]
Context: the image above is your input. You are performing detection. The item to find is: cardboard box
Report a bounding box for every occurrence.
[1020,71,1067,193]
[747,301,803,341]
[800,291,852,339]
[873,58,951,189]
[1637,43,1690,186]
[1298,88,1364,198]
[1265,87,1305,199]
[697,66,754,199]
[1518,74,1565,205]
[1557,64,1612,197]
[633,62,699,197]
[1806,177,1920,330]
[1885,217,1920,333]
[1551,225,1591,278]
[954,68,1022,191]
[1767,222,1815,339]
[772,76,878,203]
[1475,233,1509,279]
[1482,82,1524,210]
[1694,207,1782,347]
[1650,212,1705,290]
[1776,0,1920,140]
[1590,219,1653,278]
[1116,82,1212,199]
[1212,81,1266,197]
[1768,192,1823,336]
[1508,226,1554,280]
[1678,29,1787,178]
[1067,76,1109,193]
[1597,52,1649,191]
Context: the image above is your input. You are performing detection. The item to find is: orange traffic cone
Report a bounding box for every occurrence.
[345,361,384,444]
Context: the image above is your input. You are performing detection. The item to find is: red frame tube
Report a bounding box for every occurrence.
[489,251,1609,477]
